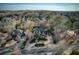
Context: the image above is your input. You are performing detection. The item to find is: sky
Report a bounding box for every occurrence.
[0,3,79,11]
